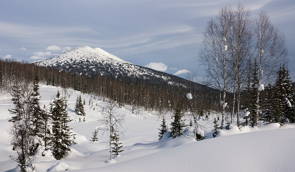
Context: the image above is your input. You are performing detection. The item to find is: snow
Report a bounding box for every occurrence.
[222,102,227,109]
[258,83,265,91]
[224,44,228,51]
[186,92,193,100]
[36,47,184,87]
[286,97,292,108]
[38,46,127,66]
[1,85,295,172]
[47,162,70,172]
[245,111,250,117]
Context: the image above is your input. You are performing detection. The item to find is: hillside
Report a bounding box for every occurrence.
[36,46,210,90]
[1,85,294,172]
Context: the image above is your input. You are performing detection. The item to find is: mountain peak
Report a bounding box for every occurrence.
[66,46,127,63]
[38,46,127,67]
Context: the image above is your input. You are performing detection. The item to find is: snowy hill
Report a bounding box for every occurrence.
[1,85,295,172]
[38,46,127,67]
[36,46,206,89]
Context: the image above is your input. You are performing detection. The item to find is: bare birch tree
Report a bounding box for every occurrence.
[201,7,234,128]
[103,100,124,161]
[230,5,252,126]
[201,5,286,126]
[249,12,287,125]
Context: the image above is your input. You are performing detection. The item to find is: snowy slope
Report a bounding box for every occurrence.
[1,85,295,172]
[94,128,295,172]
[38,46,127,66]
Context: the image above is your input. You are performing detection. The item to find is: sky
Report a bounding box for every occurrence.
[0,0,294,82]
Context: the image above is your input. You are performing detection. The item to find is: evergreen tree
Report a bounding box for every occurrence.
[158,117,168,140]
[110,128,123,158]
[51,91,74,160]
[170,103,185,138]
[90,129,99,142]
[75,95,86,122]
[249,60,260,127]
[40,106,52,155]
[272,65,295,123]
[9,84,38,172]
[260,84,273,123]
[212,118,219,137]
[30,76,43,136]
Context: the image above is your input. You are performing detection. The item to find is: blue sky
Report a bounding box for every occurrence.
[0,0,294,82]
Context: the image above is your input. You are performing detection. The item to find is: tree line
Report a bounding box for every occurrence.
[0,60,220,114]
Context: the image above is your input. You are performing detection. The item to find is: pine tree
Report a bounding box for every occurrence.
[110,128,123,158]
[212,118,219,137]
[272,65,295,123]
[30,76,43,136]
[158,117,168,140]
[260,84,273,123]
[75,95,86,122]
[9,84,38,172]
[249,60,260,127]
[51,91,74,160]
[40,106,52,155]
[90,129,99,142]
[170,103,185,138]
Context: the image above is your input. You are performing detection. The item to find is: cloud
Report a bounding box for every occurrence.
[145,62,168,72]
[20,47,27,51]
[174,69,191,75]
[0,0,294,77]
[63,46,72,51]
[47,45,61,51]
[2,54,12,59]
[30,51,52,60]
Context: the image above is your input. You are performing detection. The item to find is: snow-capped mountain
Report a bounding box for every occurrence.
[37,46,206,89]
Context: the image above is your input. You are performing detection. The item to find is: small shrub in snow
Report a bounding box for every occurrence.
[90,129,99,142]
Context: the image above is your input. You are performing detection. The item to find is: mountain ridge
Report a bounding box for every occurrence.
[36,46,212,91]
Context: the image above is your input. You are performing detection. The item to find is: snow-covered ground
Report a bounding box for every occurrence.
[1,85,295,172]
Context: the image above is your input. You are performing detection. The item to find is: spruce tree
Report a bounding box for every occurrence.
[212,118,219,137]
[75,95,86,122]
[110,128,123,158]
[158,117,168,140]
[272,65,295,123]
[30,76,43,136]
[90,129,99,142]
[261,84,273,123]
[170,103,185,138]
[40,106,52,154]
[9,84,38,172]
[51,91,74,160]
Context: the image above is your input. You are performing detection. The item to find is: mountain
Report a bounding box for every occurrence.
[37,46,211,90]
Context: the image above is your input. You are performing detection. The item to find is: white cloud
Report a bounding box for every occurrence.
[145,62,168,72]
[20,47,27,51]
[2,54,12,59]
[63,46,72,51]
[30,56,41,60]
[47,45,61,51]
[174,69,191,75]
[30,51,52,60]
